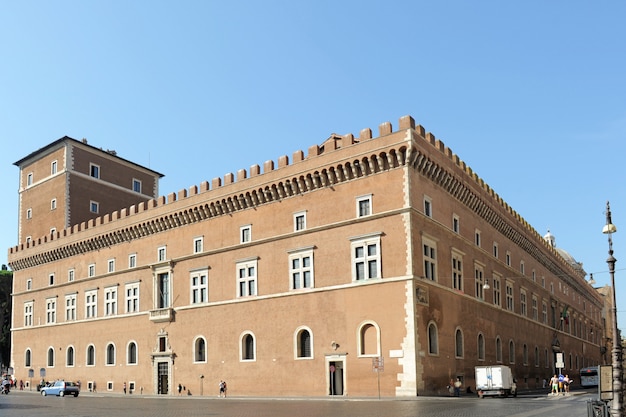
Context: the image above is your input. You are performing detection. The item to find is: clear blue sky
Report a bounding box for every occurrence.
[1,1,625,328]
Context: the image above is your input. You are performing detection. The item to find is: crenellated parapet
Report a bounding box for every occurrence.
[7,115,590,298]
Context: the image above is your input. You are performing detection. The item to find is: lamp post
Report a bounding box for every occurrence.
[603,201,623,417]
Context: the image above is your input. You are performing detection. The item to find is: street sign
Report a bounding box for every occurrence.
[372,356,384,372]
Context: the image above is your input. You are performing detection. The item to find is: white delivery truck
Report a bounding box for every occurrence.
[475,365,517,398]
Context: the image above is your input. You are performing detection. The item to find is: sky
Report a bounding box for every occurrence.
[1,1,625,329]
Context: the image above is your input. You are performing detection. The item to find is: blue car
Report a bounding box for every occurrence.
[40,380,80,397]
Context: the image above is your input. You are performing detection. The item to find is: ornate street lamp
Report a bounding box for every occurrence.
[603,201,623,417]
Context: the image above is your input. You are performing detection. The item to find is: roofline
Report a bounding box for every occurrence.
[13,135,164,178]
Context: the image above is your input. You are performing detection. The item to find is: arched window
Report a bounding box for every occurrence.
[127,342,137,365]
[241,333,255,361]
[455,328,464,358]
[47,347,55,367]
[523,344,528,365]
[358,322,380,356]
[428,322,438,355]
[296,328,312,358]
[545,348,550,369]
[66,346,75,367]
[106,343,116,365]
[496,336,502,363]
[86,345,95,366]
[534,346,539,367]
[194,337,207,362]
[477,333,485,360]
[25,349,31,367]
[508,340,515,364]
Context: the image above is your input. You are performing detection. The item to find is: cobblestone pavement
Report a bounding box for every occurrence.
[0,389,597,417]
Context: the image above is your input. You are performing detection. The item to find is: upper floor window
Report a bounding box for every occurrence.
[85,290,98,318]
[104,286,117,316]
[90,163,100,179]
[127,342,138,365]
[356,194,372,217]
[88,264,96,277]
[190,269,208,304]
[475,230,481,247]
[351,233,381,281]
[452,251,463,291]
[240,225,251,244]
[424,196,432,218]
[474,264,485,300]
[237,259,257,297]
[90,201,99,214]
[46,298,57,324]
[51,198,57,210]
[452,214,460,233]
[506,252,511,266]
[289,248,314,289]
[493,274,501,307]
[125,282,140,313]
[108,259,115,273]
[506,281,514,311]
[493,242,499,258]
[532,295,539,321]
[65,294,77,321]
[26,208,32,219]
[49,273,55,286]
[157,246,167,262]
[520,261,525,275]
[132,178,142,193]
[27,172,33,186]
[51,160,58,174]
[520,289,527,316]
[423,238,437,281]
[193,237,203,254]
[129,254,137,268]
[156,271,171,309]
[294,211,307,232]
[24,301,34,326]
[26,278,32,291]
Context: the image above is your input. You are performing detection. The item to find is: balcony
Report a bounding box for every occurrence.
[149,307,174,322]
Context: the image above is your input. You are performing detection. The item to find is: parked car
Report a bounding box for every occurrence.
[40,380,80,397]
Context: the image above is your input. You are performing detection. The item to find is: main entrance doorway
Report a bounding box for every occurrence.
[157,362,169,394]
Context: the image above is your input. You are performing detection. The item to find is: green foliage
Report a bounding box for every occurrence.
[0,269,13,369]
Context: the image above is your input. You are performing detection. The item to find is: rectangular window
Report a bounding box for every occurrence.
[88,264,96,277]
[90,163,100,179]
[493,274,501,307]
[240,225,251,243]
[65,294,77,321]
[532,295,539,321]
[104,287,117,316]
[237,259,258,297]
[24,301,34,326]
[356,194,372,217]
[190,270,208,304]
[520,261,525,275]
[423,239,437,281]
[27,172,33,186]
[51,160,58,175]
[193,237,203,254]
[424,196,432,218]
[506,281,514,312]
[68,269,75,282]
[85,290,97,318]
[90,201,99,214]
[452,252,463,291]
[475,230,481,247]
[294,211,306,232]
[51,198,57,210]
[129,254,137,268]
[493,242,499,258]
[157,246,166,262]
[46,298,56,324]
[107,259,115,273]
[351,234,381,281]
[26,208,32,219]
[520,290,527,316]
[506,252,511,266]
[474,265,485,300]
[289,249,314,289]
[132,178,142,193]
[49,273,55,286]
[26,278,32,291]
[125,283,140,313]
[542,301,548,324]
[452,214,460,233]
[157,272,170,308]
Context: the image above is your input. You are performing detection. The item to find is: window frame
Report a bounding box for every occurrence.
[85,289,98,318]
[125,282,140,313]
[104,286,118,316]
[294,211,307,232]
[90,163,100,179]
[65,293,77,321]
[190,269,209,304]
[236,258,258,297]
[240,225,252,244]
[350,233,382,281]
[288,247,314,290]
[356,194,372,218]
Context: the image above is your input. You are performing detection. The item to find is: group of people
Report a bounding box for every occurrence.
[218,380,228,397]
[548,374,571,395]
